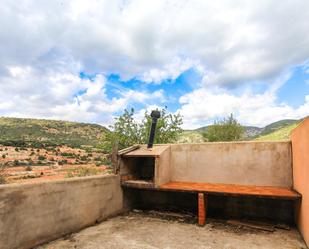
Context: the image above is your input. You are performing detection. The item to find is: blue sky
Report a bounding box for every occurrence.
[0,0,309,129]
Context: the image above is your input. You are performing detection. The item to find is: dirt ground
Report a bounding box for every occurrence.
[37,212,307,249]
[0,145,111,183]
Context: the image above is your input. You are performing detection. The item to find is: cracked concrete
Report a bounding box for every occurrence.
[37,212,307,249]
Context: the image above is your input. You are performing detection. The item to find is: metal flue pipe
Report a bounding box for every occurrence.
[147,110,161,148]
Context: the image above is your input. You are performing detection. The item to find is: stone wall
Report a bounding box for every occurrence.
[0,174,123,249]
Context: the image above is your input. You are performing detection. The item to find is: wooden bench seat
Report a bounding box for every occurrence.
[159,181,301,226]
[159,181,301,200]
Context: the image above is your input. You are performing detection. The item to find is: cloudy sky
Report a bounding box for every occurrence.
[1,0,309,129]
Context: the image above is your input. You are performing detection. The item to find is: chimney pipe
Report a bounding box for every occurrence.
[147,110,161,148]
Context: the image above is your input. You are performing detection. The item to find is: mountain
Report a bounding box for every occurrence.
[258,119,299,136]
[0,117,109,148]
[180,118,302,143]
[255,122,300,141]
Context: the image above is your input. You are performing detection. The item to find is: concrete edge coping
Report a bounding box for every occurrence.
[0,173,118,190]
[172,140,291,146]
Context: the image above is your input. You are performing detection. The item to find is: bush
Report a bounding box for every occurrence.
[60,152,75,158]
[38,155,46,160]
[80,155,88,161]
[65,167,101,178]
[203,114,244,142]
[2,154,6,159]
[101,157,111,166]
[15,147,19,152]
[25,165,32,171]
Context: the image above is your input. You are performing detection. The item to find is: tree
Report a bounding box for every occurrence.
[203,114,244,142]
[100,108,183,152]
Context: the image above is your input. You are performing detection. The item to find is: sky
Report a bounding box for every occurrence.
[1,0,309,129]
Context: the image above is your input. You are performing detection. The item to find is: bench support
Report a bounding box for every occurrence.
[198,192,207,226]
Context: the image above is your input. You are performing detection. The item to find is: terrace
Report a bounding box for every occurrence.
[1,118,309,249]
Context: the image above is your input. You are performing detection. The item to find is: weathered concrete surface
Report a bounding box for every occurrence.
[0,174,123,249]
[155,145,171,186]
[170,142,293,187]
[37,212,307,249]
[291,118,309,247]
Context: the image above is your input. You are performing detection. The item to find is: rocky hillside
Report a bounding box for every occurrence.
[0,117,109,148]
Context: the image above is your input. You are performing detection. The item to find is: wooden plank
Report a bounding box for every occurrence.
[121,180,155,189]
[122,145,170,157]
[159,182,301,200]
[118,145,140,156]
[227,219,274,232]
[198,193,206,226]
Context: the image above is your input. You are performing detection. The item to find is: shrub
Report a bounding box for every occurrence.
[2,154,6,159]
[101,157,111,166]
[15,147,19,152]
[202,114,244,142]
[60,152,75,158]
[80,155,88,161]
[38,155,46,160]
[25,165,32,171]
[66,167,101,178]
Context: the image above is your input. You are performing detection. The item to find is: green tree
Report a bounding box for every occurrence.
[203,114,244,142]
[101,108,183,152]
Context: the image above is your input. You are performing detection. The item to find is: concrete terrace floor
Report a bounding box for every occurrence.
[38,212,307,249]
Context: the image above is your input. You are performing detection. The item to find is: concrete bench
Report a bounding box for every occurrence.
[159,181,301,226]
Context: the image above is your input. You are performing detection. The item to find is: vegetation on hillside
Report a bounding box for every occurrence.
[101,108,183,151]
[0,117,109,148]
[179,118,303,142]
[255,123,300,141]
[202,114,244,142]
[256,119,299,138]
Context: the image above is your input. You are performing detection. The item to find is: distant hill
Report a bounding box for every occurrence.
[194,125,263,138]
[179,118,302,143]
[257,119,299,137]
[255,122,300,141]
[0,117,109,148]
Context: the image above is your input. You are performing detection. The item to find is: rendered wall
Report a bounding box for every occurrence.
[170,141,292,187]
[0,174,123,249]
[291,118,309,246]
[155,146,171,186]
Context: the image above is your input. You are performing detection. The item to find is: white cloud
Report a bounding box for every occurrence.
[1,0,309,127]
[0,66,164,126]
[178,81,309,129]
[1,0,309,85]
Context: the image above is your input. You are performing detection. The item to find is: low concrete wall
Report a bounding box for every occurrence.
[291,118,309,247]
[0,174,123,249]
[170,141,292,187]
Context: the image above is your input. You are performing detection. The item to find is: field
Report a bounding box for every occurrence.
[0,145,112,184]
